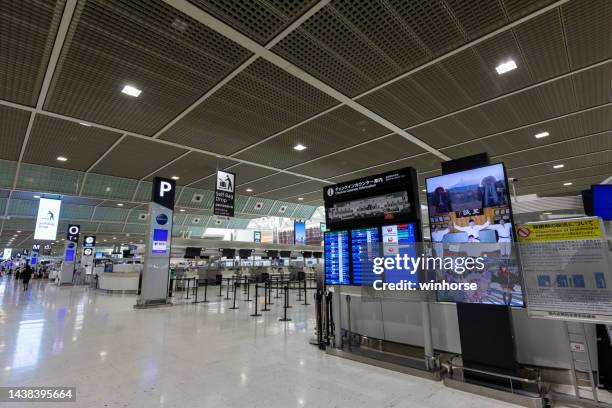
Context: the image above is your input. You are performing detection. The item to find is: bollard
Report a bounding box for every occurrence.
[250,285,262,317]
[261,281,271,312]
[278,284,291,322]
[229,281,239,309]
[225,277,231,300]
[302,278,310,306]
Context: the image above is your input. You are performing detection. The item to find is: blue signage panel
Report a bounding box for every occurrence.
[350,227,380,286]
[324,230,349,285]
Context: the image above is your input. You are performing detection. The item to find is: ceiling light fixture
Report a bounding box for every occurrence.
[117,203,124,207]
[56,156,68,162]
[542,212,553,215]
[495,59,517,75]
[171,176,180,180]
[79,122,91,127]
[298,197,304,201]
[121,85,142,97]
[293,144,307,151]
[179,209,185,212]
[563,182,573,186]
[422,189,426,192]
[534,131,549,139]
[246,188,253,192]
[553,164,565,169]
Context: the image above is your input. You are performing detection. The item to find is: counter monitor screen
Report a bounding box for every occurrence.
[382,223,418,284]
[350,227,380,286]
[592,185,612,220]
[324,230,349,285]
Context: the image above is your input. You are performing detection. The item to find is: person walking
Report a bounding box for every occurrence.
[21,263,33,291]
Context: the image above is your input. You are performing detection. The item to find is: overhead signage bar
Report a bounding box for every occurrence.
[214,170,236,217]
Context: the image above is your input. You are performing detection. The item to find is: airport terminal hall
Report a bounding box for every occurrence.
[1,0,612,407]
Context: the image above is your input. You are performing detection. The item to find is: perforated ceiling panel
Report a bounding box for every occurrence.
[147,152,236,185]
[0,0,65,106]
[0,105,31,161]
[238,173,307,194]
[257,179,327,200]
[17,163,81,195]
[24,114,122,171]
[159,59,338,154]
[44,0,252,135]
[188,0,319,44]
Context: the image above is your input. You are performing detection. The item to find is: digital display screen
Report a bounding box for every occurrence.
[152,229,168,254]
[350,227,380,286]
[426,163,523,307]
[382,223,418,284]
[592,185,612,220]
[328,191,411,225]
[65,249,75,262]
[95,251,103,259]
[324,231,349,285]
[294,221,306,245]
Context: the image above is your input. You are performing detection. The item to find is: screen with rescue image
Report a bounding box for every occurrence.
[350,227,380,286]
[425,163,523,307]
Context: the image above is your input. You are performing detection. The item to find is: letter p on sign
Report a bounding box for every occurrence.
[160,181,172,197]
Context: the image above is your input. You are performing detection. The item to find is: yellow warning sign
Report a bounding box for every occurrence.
[516,218,603,242]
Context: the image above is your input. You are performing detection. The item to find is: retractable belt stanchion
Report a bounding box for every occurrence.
[279,284,291,322]
[184,278,191,300]
[244,277,251,302]
[250,284,262,317]
[261,281,271,312]
[267,279,274,305]
[229,280,239,310]
[274,278,281,299]
[243,275,248,294]
[194,279,209,304]
[297,280,303,302]
[302,279,310,306]
[315,291,324,349]
[225,277,231,300]
[168,278,174,297]
[218,277,223,297]
[192,278,198,303]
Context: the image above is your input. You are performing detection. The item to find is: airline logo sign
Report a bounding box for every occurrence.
[34,197,62,240]
[152,177,176,210]
[66,224,80,242]
[83,235,96,248]
[214,170,235,217]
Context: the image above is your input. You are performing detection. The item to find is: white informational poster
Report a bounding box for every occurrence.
[34,198,62,240]
[517,217,612,323]
[2,248,12,260]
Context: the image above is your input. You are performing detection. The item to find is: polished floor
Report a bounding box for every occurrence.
[0,277,522,408]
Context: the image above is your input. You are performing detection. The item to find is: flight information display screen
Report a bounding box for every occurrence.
[350,227,380,286]
[324,230,349,285]
[382,223,418,284]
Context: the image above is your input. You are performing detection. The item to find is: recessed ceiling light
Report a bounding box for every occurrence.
[534,131,549,139]
[179,209,185,212]
[16,231,21,233]
[33,195,40,199]
[113,237,117,240]
[293,144,307,151]
[542,212,553,215]
[246,188,253,192]
[79,122,91,127]
[171,176,180,180]
[56,156,68,162]
[553,164,565,169]
[117,203,124,207]
[298,197,304,201]
[121,85,142,97]
[563,182,573,186]
[495,59,517,75]
[422,189,426,192]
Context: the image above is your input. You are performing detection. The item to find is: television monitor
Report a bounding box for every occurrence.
[65,249,75,262]
[350,227,380,286]
[313,252,323,259]
[238,249,252,259]
[221,248,235,258]
[381,223,417,285]
[294,221,306,245]
[592,185,612,220]
[185,247,202,258]
[324,230,349,285]
[280,250,291,258]
[301,251,313,258]
[266,250,278,258]
[426,163,523,307]
[95,251,103,259]
[582,189,594,216]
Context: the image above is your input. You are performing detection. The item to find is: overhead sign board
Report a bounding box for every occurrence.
[66,224,80,242]
[34,198,61,240]
[214,170,235,217]
[2,248,12,260]
[83,235,96,248]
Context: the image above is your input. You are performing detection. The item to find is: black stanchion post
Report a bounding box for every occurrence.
[302,278,310,306]
[229,281,239,309]
[274,278,281,299]
[168,277,174,297]
[297,280,303,302]
[262,281,271,312]
[245,278,251,302]
[185,278,191,300]
[285,280,293,309]
[267,279,274,305]
[225,277,231,300]
[243,275,248,294]
[250,285,261,317]
[192,278,198,303]
[279,284,291,322]
[218,277,223,297]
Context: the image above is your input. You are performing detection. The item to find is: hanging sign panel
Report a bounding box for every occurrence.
[34,198,62,240]
[214,170,235,217]
[517,217,612,323]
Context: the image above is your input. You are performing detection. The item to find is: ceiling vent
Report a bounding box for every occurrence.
[254,202,264,210]
[138,213,148,221]
[192,194,204,203]
[278,205,287,213]
[192,217,201,224]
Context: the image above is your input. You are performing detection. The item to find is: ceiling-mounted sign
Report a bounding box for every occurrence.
[34,197,61,240]
[66,224,81,242]
[83,235,96,248]
[32,244,40,251]
[214,170,235,217]
[83,247,93,256]
[152,177,176,210]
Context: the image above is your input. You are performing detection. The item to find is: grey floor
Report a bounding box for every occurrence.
[0,277,521,407]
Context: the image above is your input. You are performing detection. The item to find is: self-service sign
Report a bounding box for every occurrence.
[66,224,80,242]
[152,177,176,210]
[83,235,96,248]
[214,170,235,217]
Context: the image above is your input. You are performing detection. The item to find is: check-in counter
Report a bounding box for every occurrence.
[98,272,140,293]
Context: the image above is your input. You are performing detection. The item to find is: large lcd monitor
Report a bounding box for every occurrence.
[426,163,523,307]
[592,185,612,220]
[324,230,349,285]
[381,223,417,284]
[294,221,306,245]
[350,227,380,286]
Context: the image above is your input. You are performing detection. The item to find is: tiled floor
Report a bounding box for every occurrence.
[0,277,521,407]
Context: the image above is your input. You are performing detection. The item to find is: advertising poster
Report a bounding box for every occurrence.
[214,170,235,217]
[2,248,12,260]
[33,197,61,240]
[294,221,306,245]
[517,217,612,323]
